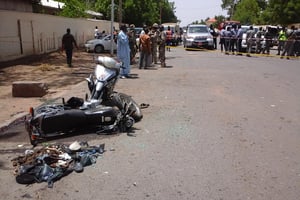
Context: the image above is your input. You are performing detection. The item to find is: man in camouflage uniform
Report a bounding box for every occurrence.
[149,23,159,64]
[128,24,137,64]
[157,25,166,67]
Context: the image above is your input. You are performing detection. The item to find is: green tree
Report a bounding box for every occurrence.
[233,0,260,24]
[221,0,235,19]
[262,0,300,25]
[58,0,88,18]
[57,0,177,27]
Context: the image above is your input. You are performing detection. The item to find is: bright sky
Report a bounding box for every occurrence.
[172,0,228,26]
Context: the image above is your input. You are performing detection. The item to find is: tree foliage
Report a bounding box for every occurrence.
[233,0,260,24]
[263,0,300,25]
[55,0,299,27]
[58,0,88,18]
[57,0,177,27]
[222,0,300,25]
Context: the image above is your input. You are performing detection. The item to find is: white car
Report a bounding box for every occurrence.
[84,35,117,53]
[183,24,214,50]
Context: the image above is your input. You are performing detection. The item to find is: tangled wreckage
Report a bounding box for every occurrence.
[11,141,105,188]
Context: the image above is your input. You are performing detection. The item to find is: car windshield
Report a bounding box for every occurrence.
[188,26,207,33]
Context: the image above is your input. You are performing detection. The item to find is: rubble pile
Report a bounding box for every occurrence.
[11,141,105,188]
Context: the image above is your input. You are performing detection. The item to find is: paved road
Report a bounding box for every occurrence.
[1,47,300,199]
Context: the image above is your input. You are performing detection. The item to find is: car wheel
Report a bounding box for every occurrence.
[94,45,104,53]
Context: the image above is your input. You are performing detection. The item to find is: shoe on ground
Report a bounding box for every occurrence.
[120,76,126,79]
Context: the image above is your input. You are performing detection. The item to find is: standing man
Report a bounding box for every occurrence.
[158,25,166,68]
[94,26,99,38]
[62,28,78,67]
[117,25,131,78]
[139,28,151,69]
[281,25,297,59]
[277,27,287,55]
[128,24,137,64]
[236,24,243,55]
[165,26,172,51]
[149,23,159,64]
[262,26,272,55]
[224,26,232,55]
[255,27,263,54]
[246,26,255,57]
[219,26,226,52]
[209,24,217,49]
[230,24,237,54]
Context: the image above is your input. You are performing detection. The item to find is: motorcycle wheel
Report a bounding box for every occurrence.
[106,92,143,122]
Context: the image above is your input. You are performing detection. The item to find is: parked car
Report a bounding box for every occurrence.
[84,34,117,53]
[241,25,279,52]
[183,24,214,50]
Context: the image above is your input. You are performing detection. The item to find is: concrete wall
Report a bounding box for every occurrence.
[0,10,119,62]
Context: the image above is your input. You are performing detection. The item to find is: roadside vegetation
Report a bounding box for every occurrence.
[33,0,299,27]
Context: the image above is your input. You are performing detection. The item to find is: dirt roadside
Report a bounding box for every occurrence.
[0,50,112,128]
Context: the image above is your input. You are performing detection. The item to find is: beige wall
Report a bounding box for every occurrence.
[0,10,119,62]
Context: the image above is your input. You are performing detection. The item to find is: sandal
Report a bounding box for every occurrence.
[140,103,149,109]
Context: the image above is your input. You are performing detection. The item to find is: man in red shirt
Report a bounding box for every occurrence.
[139,28,151,69]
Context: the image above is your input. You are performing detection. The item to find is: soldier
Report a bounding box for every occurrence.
[255,27,263,54]
[158,25,166,67]
[149,23,159,64]
[246,26,255,57]
[128,24,137,64]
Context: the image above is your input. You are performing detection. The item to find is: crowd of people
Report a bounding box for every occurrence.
[61,23,298,70]
[217,24,300,59]
[114,23,168,79]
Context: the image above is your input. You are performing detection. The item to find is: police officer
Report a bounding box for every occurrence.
[277,27,287,55]
[158,25,166,67]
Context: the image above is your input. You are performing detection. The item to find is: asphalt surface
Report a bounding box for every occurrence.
[0,46,300,200]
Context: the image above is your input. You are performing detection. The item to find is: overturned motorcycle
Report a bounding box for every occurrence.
[25,56,143,146]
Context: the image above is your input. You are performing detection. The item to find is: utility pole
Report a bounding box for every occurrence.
[110,0,114,56]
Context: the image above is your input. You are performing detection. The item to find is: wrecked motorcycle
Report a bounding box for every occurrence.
[25,56,143,146]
